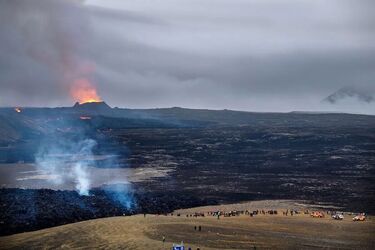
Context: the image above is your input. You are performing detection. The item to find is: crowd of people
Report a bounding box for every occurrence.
[160,208,367,221]
[159,208,367,249]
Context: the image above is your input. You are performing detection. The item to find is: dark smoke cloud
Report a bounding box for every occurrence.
[0,0,374,114]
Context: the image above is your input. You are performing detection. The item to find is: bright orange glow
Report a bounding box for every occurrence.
[80,116,92,120]
[15,107,22,113]
[70,78,101,104]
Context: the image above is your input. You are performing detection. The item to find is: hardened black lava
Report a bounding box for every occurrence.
[0,187,216,236]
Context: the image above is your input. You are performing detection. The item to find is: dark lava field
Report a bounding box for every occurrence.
[116,125,375,210]
[0,103,374,235]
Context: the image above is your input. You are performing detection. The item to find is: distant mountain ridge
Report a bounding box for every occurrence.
[0,103,374,142]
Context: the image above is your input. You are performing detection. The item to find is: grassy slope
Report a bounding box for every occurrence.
[1,202,374,250]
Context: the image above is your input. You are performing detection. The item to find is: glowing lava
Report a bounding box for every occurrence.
[15,107,22,113]
[70,78,101,104]
[80,116,92,120]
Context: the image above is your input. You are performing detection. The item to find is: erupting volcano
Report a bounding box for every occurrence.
[70,78,102,104]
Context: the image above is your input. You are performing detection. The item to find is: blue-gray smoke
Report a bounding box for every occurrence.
[35,138,97,196]
[103,184,134,209]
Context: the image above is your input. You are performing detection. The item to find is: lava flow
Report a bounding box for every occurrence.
[70,78,102,104]
[80,116,92,120]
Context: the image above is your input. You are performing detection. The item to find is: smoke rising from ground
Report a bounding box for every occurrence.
[71,139,96,195]
[35,127,133,207]
[36,138,96,196]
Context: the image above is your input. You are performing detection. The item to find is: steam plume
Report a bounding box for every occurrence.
[71,139,97,196]
[35,138,96,196]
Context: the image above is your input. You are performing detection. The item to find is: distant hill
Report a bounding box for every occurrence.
[1,104,375,145]
[0,110,48,144]
[73,101,112,113]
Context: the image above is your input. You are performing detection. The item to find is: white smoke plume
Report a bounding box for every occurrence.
[74,162,90,196]
[35,138,97,196]
[71,139,97,196]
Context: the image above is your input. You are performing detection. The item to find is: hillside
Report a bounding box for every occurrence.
[1,105,375,145]
[0,201,374,250]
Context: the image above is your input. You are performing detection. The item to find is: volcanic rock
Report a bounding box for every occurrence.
[73,101,112,115]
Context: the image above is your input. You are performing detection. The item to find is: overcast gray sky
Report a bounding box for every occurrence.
[0,0,374,114]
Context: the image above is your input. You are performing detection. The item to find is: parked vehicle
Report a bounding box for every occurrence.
[353,214,366,221]
[310,211,324,218]
[332,214,344,220]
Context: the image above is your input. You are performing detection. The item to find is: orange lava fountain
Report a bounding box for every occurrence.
[70,78,102,104]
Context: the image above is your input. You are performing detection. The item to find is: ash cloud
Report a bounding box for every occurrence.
[0,0,375,114]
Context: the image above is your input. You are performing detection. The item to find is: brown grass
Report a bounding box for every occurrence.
[1,201,374,250]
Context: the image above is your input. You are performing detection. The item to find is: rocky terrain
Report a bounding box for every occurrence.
[0,104,374,235]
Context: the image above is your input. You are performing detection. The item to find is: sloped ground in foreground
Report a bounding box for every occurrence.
[1,200,374,250]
